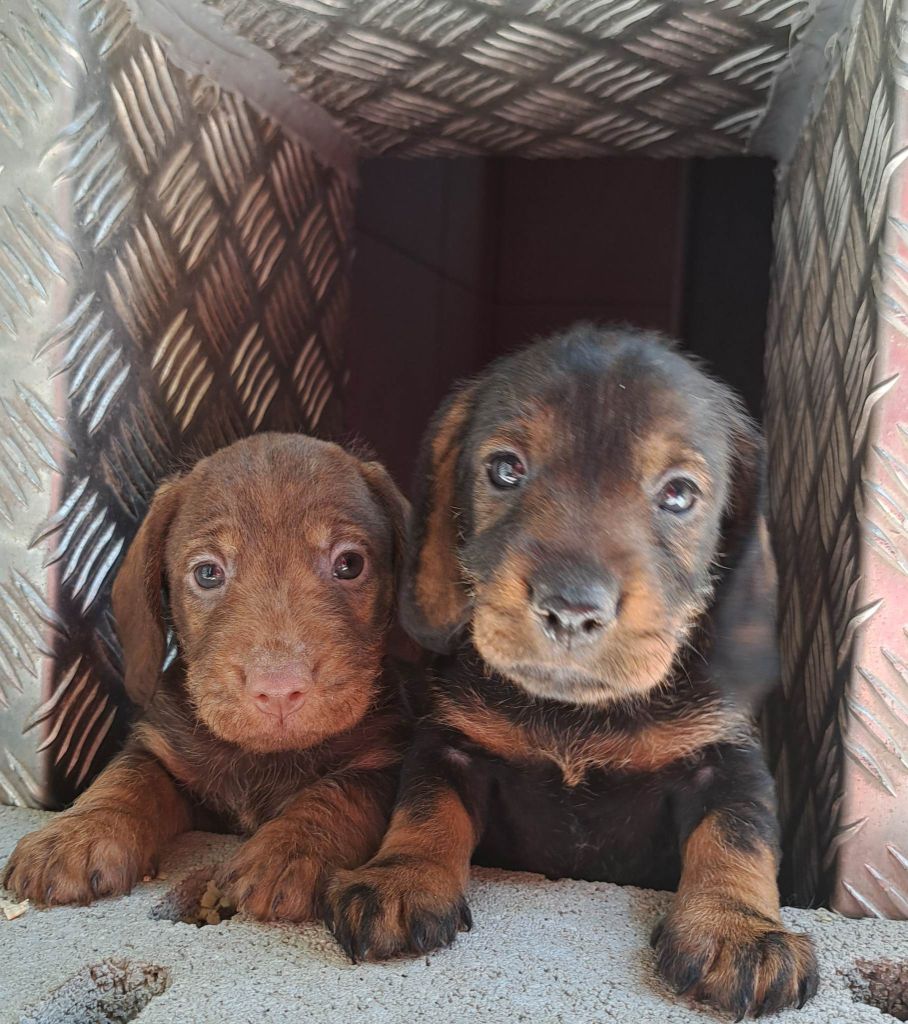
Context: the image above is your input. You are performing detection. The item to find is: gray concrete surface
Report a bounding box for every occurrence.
[1,806,906,1023]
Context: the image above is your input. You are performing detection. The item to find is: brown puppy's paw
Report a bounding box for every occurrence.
[218,835,324,922]
[2,810,156,906]
[652,900,819,1019]
[324,858,471,961]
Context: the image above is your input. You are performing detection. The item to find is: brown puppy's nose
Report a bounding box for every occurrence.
[245,661,312,720]
[530,575,619,648]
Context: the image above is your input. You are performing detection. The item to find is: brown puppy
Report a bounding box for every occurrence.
[4,433,408,922]
[325,326,818,1019]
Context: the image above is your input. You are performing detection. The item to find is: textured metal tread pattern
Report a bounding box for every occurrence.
[763,0,901,910]
[201,0,810,157]
[831,0,908,918]
[0,0,354,806]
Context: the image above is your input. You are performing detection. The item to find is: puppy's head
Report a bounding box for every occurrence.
[112,433,408,752]
[401,325,774,706]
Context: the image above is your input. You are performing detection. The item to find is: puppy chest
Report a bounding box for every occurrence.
[473,761,680,889]
[186,758,320,835]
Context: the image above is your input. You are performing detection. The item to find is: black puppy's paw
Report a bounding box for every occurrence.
[652,901,819,1019]
[323,858,471,962]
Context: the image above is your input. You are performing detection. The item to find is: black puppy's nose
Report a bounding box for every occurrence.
[530,576,619,647]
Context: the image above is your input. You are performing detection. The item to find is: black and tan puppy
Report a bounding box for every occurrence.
[325,326,818,1018]
[4,433,408,922]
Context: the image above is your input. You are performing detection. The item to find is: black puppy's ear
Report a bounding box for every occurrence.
[399,382,478,653]
[359,460,411,579]
[709,412,779,709]
[111,477,184,708]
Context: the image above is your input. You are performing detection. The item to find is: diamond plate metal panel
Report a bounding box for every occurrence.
[2,0,904,923]
[832,3,908,918]
[762,0,903,911]
[200,0,811,157]
[0,0,355,807]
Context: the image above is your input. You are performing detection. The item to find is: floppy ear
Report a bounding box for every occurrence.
[708,414,779,709]
[399,383,478,653]
[359,459,411,581]
[111,477,184,708]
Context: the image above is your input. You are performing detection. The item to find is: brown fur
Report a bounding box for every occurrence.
[407,388,476,650]
[436,695,749,787]
[465,408,714,704]
[4,434,409,917]
[346,326,817,1015]
[2,749,189,904]
[325,790,475,960]
[218,767,399,922]
[653,812,818,1017]
[112,480,182,707]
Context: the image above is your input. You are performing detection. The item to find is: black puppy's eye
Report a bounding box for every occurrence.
[487,452,527,489]
[658,478,699,514]
[193,562,225,589]
[333,551,365,580]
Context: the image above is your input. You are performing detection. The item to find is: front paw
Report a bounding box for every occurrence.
[324,858,471,962]
[652,898,819,1019]
[2,810,155,906]
[218,834,324,922]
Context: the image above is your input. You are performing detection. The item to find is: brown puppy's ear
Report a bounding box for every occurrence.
[359,460,411,579]
[709,413,779,710]
[111,477,184,708]
[399,382,478,653]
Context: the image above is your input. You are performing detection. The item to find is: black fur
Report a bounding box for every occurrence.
[328,326,818,1016]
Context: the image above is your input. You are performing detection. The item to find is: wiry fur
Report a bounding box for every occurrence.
[4,434,409,922]
[326,326,818,1018]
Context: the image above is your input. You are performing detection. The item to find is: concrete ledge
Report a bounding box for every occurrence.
[1,806,906,1023]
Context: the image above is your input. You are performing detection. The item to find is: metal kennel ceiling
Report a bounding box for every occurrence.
[194,0,811,158]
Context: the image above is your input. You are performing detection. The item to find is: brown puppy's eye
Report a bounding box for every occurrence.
[333,551,365,580]
[658,478,699,514]
[193,562,226,589]
[487,452,527,489]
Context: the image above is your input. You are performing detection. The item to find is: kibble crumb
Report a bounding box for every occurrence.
[182,881,236,927]
[0,897,29,921]
[200,884,220,909]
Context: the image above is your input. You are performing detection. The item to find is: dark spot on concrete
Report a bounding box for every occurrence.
[18,960,169,1024]
[846,958,908,1020]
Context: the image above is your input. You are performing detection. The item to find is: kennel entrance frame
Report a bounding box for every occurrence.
[0,0,904,917]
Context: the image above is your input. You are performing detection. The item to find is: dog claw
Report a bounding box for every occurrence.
[460,903,473,932]
[797,974,816,1009]
[675,979,699,999]
[340,933,365,964]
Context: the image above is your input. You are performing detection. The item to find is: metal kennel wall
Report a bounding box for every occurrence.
[0,0,904,916]
[763,0,908,916]
[0,0,357,809]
